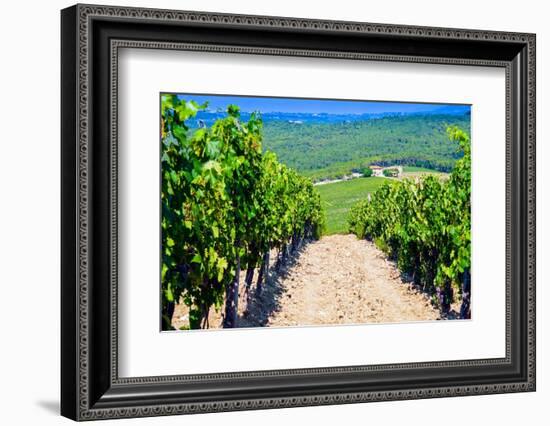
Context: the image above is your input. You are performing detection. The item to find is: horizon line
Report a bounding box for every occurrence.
[167,92,471,116]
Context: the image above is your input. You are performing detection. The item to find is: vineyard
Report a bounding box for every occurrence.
[347,126,471,318]
[161,95,324,330]
[161,94,471,330]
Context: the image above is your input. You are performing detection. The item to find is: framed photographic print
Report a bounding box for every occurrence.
[61,3,536,421]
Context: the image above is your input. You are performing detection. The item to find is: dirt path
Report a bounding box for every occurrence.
[245,234,440,327]
[172,234,442,330]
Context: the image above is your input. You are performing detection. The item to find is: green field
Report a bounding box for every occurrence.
[402,166,439,173]
[401,166,448,180]
[317,177,390,235]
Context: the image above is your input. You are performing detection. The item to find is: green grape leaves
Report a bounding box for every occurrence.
[160,94,325,329]
[347,126,471,312]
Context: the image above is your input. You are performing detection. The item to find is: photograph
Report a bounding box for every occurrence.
[56,3,537,420]
[160,93,472,331]
[54,2,538,420]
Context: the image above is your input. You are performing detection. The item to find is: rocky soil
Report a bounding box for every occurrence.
[172,234,450,330]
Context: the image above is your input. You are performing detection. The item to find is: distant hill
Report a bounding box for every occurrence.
[189,110,471,182]
[262,113,470,181]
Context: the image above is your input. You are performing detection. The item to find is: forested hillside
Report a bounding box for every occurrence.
[261,113,470,181]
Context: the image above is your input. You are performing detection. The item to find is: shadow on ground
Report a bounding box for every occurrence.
[397,270,461,320]
[35,400,59,415]
[237,245,307,328]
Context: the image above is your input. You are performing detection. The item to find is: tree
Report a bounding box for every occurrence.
[383,168,399,177]
[361,166,373,177]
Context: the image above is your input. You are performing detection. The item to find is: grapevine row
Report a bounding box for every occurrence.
[161,95,325,329]
[347,126,471,318]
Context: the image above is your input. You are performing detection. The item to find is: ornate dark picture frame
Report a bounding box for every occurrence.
[61,3,536,421]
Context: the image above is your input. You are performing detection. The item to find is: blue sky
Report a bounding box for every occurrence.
[173,93,470,115]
